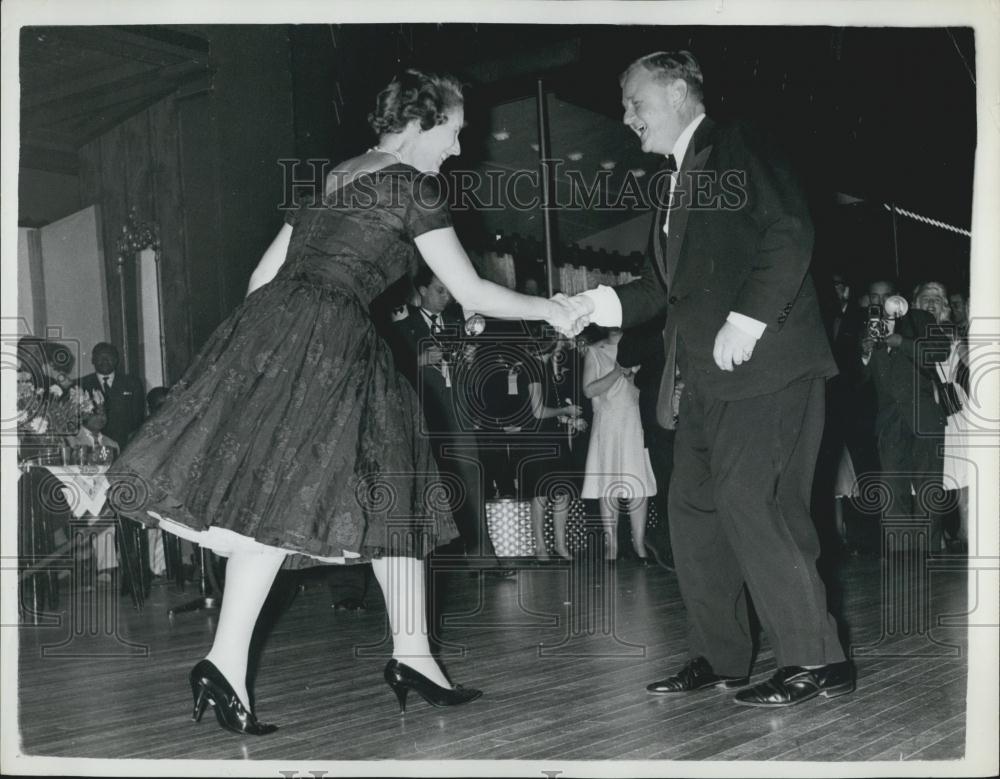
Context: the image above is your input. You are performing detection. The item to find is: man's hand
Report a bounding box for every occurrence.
[860,337,875,360]
[568,293,596,334]
[885,333,903,348]
[713,321,758,372]
[548,293,594,337]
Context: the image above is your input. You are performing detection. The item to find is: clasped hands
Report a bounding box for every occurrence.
[546,294,761,373]
[547,293,595,337]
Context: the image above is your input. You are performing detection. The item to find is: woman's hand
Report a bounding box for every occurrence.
[547,294,591,337]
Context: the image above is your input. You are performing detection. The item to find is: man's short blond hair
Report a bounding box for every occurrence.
[620,50,705,103]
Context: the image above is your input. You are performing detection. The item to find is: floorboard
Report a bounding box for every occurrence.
[14,552,971,764]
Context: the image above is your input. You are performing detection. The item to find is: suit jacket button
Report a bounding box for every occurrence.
[668,295,678,304]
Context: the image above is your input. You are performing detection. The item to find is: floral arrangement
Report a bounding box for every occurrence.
[17,371,103,436]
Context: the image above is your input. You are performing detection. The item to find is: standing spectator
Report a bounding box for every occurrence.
[861,279,951,554]
[947,289,969,336]
[815,272,871,553]
[390,266,504,569]
[617,314,675,569]
[77,343,145,446]
[582,327,657,562]
[468,319,532,499]
[520,335,588,560]
[917,283,971,553]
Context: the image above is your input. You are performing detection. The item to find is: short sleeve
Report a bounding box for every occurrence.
[406,172,453,238]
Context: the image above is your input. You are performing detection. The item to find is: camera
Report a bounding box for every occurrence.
[431,315,486,365]
[866,304,890,342]
[866,295,909,343]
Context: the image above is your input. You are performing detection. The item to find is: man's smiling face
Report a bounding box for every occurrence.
[622,66,684,156]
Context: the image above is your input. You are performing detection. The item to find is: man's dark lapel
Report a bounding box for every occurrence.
[663,117,715,288]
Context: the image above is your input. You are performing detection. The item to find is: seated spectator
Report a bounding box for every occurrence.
[146,386,170,415]
[64,401,120,460]
[64,402,119,582]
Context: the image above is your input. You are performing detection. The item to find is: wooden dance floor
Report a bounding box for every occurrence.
[15,551,969,763]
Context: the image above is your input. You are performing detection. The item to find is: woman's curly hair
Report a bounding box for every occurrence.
[368,69,464,137]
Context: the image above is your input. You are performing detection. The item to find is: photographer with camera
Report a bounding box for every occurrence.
[860,279,951,554]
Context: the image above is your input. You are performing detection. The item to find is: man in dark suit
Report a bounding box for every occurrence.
[77,342,145,447]
[828,274,881,480]
[567,51,850,707]
[813,273,879,552]
[390,266,503,568]
[860,280,950,554]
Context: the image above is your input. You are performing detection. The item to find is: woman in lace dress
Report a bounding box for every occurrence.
[109,70,579,734]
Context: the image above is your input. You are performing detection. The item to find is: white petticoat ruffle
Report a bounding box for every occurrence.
[147,510,361,563]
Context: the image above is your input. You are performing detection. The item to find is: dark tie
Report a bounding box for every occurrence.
[102,377,111,397]
[429,314,439,334]
[658,155,678,258]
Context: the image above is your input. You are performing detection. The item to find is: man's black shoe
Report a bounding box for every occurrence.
[646,656,749,694]
[733,661,855,707]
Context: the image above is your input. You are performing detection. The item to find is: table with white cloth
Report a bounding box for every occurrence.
[17,463,150,622]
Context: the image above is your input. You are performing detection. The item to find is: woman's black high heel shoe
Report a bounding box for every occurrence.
[383,659,482,714]
[189,659,278,736]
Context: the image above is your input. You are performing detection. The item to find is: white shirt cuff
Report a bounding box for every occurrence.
[727,311,767,339]
[580,285,622,328]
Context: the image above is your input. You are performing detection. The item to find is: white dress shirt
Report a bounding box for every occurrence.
[580,113,766,340]
[419,308,443,334]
